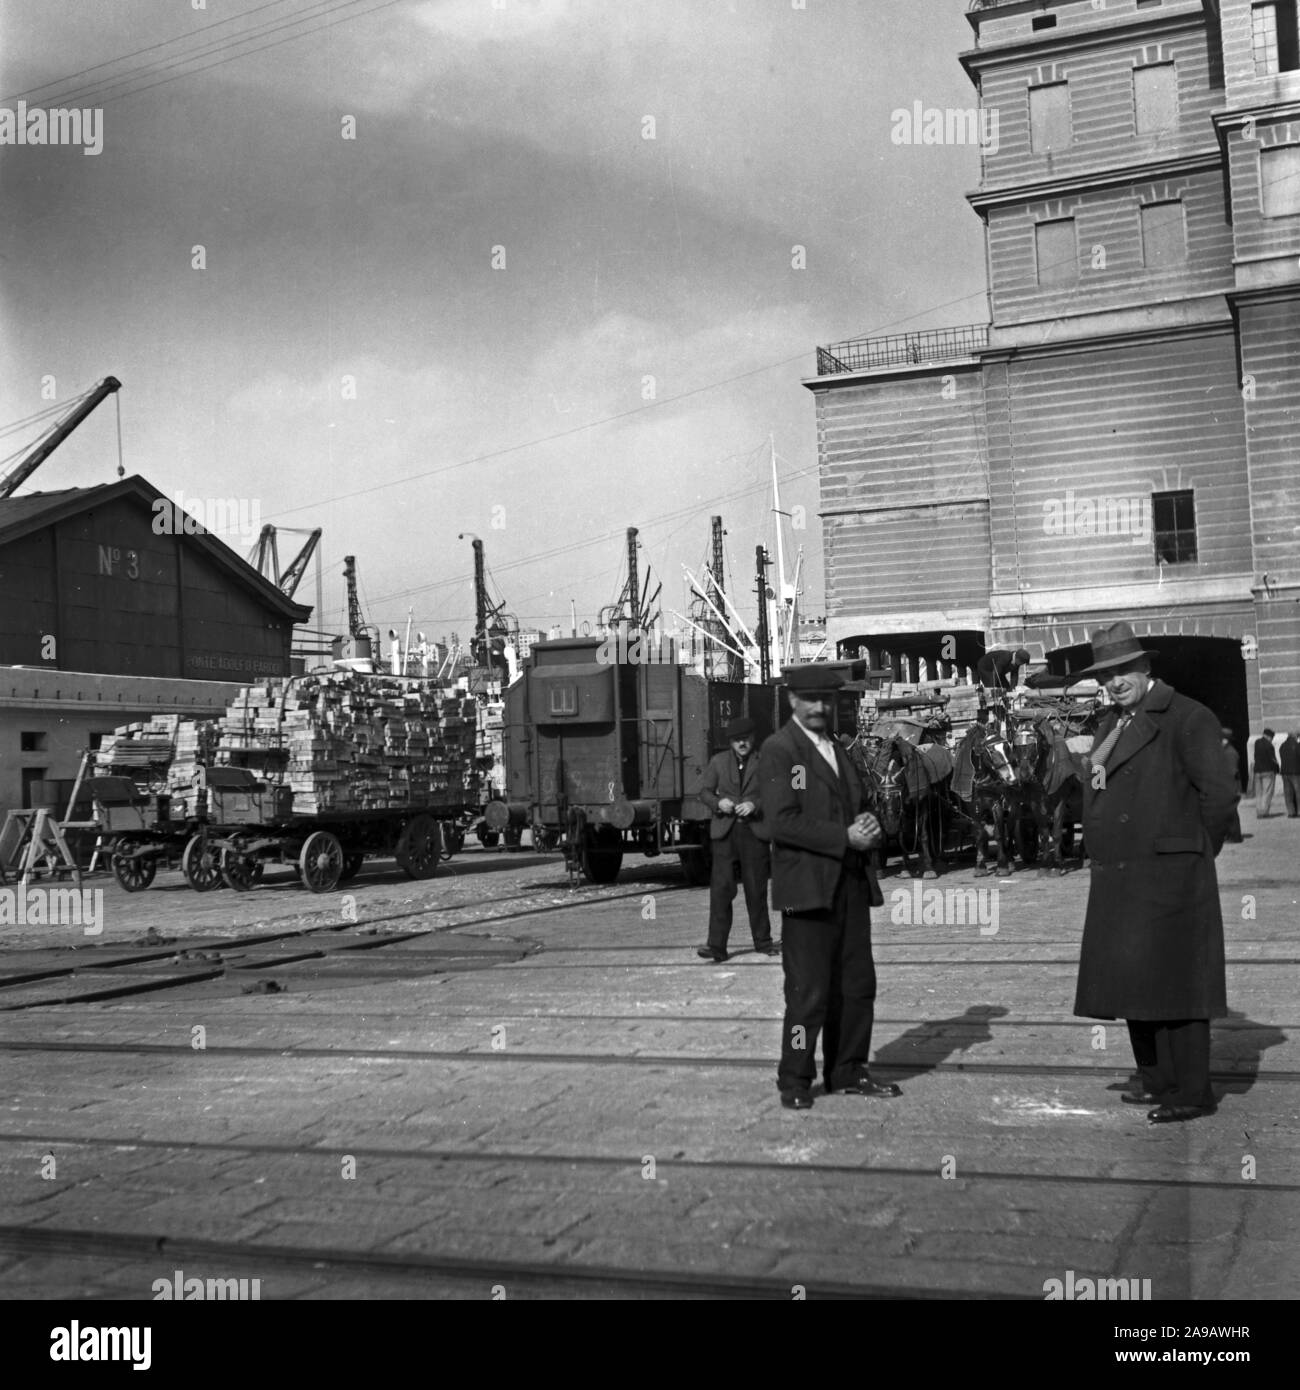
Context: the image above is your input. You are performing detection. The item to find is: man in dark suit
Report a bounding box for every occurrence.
[1253,729,1279,817]
[1279,729,1300,818]
[758,666,901,1111]
[695,716,778,963]
[1071,623,1237,1125]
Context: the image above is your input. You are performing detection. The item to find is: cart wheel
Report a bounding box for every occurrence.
[339,852,364,882]
[532,824,559,853]
[220,847,261,892]
[580,826,623,884]
[396,814,441,880]
[299,830,344,893]
[182,834,224,892]
[112,847,157,893]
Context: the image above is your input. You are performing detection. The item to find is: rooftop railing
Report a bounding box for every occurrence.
[814,324,990,377]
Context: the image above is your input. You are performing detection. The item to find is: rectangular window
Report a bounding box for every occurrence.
[1035,218,1078,284]
[1029,82,1071,153]
[1153,490,1197,564]
[1253,2,1300,75]
[1140,201,1186,266]
[1032,14,1058,30]
[1137,0,1163,9]
[1134,63,1178,134]
[20,731,48,752]
[548,685,577,717]
[1261,144,1300,216]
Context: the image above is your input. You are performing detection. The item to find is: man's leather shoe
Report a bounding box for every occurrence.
[1147,1103,1215,1124]
[696,946,728,962]
[780,1092,813,1110]
[837,1076,902,1098]
[1120,1091,1163,1105]
[753,942,781,956]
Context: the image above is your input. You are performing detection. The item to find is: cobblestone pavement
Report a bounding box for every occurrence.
[0,807,1296,1301]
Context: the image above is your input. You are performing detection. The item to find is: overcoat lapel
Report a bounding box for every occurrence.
[1104,681,1171,775]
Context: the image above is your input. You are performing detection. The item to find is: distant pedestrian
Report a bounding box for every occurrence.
[1221,728,1243,843]
[758,666,898,1111]
[1253,729,1279,817]
[1280,730,1300,818]
[695,717,778,963]
[1070,623,1237,1126]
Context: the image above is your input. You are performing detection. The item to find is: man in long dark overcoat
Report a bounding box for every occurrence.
[1071,623,1237,1124]
[695,716,778,962]
[757,666,899,1111]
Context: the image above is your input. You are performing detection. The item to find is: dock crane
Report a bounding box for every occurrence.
[247,524,322,598]
[0,376,122,498]
[341,554,381,664]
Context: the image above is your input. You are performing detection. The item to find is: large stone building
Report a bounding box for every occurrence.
[806,0,1299,743]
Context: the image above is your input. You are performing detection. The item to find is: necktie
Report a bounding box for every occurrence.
[1090,713,1132,774]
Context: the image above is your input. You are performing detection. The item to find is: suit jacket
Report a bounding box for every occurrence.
[757,718,882,913]
[1254,736,1279,774]
[1279,736,1298,777]
[697,749,765,841]
[1075,680,1237,1021]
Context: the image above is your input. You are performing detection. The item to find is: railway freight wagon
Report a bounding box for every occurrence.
[487,636,777,884]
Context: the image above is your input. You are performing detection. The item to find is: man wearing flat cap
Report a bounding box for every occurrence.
[1070,622,1238,1125]
[758,665,898,1111]
[696,716,778,963]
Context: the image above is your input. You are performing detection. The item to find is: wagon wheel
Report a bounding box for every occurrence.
[299,830,344,893]
[111,840,157,893]
[580,826,623,885]
[182,833,224,892]
[220,842,261,893]
[395,814,441,881]
[532,823,560,854]
[339,852,364,882]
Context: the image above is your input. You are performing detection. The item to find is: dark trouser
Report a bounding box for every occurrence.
[1127,1019,1214,1108]
[707,823,772,950]
[777,873,877,1096]
[1283,774,1300,817]
[1227,800,1243,841]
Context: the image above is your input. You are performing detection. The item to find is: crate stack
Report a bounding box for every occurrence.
[207,673,477,816]
[93,715,182,779]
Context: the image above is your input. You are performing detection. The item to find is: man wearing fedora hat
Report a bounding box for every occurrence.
[758,665,898,1111]
[1069,622,1238,1125]
[695,716,778,963]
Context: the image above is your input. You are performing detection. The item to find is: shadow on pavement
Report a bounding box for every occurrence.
[870,1004,1010,1081]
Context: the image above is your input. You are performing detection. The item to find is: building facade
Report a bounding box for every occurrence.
[806,0,1300,740]
[0,475,311,814]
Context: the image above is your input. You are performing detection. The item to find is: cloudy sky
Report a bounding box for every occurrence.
[0,0,987,647]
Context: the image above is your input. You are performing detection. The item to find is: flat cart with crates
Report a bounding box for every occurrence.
[93,670,480,894]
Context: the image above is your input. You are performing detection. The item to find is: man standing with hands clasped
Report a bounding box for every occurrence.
[1071,623,1237,1125]
[758,666,900,1111]
[695,717,778,963]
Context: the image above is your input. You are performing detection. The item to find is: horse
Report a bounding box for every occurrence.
[1006,704,1099,875]
[949,716,1032,876]
[847,722,954,880]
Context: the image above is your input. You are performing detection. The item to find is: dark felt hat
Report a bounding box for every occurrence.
[724,716,756,740]
[782,664,845,694]
[1073,621,1157,678]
